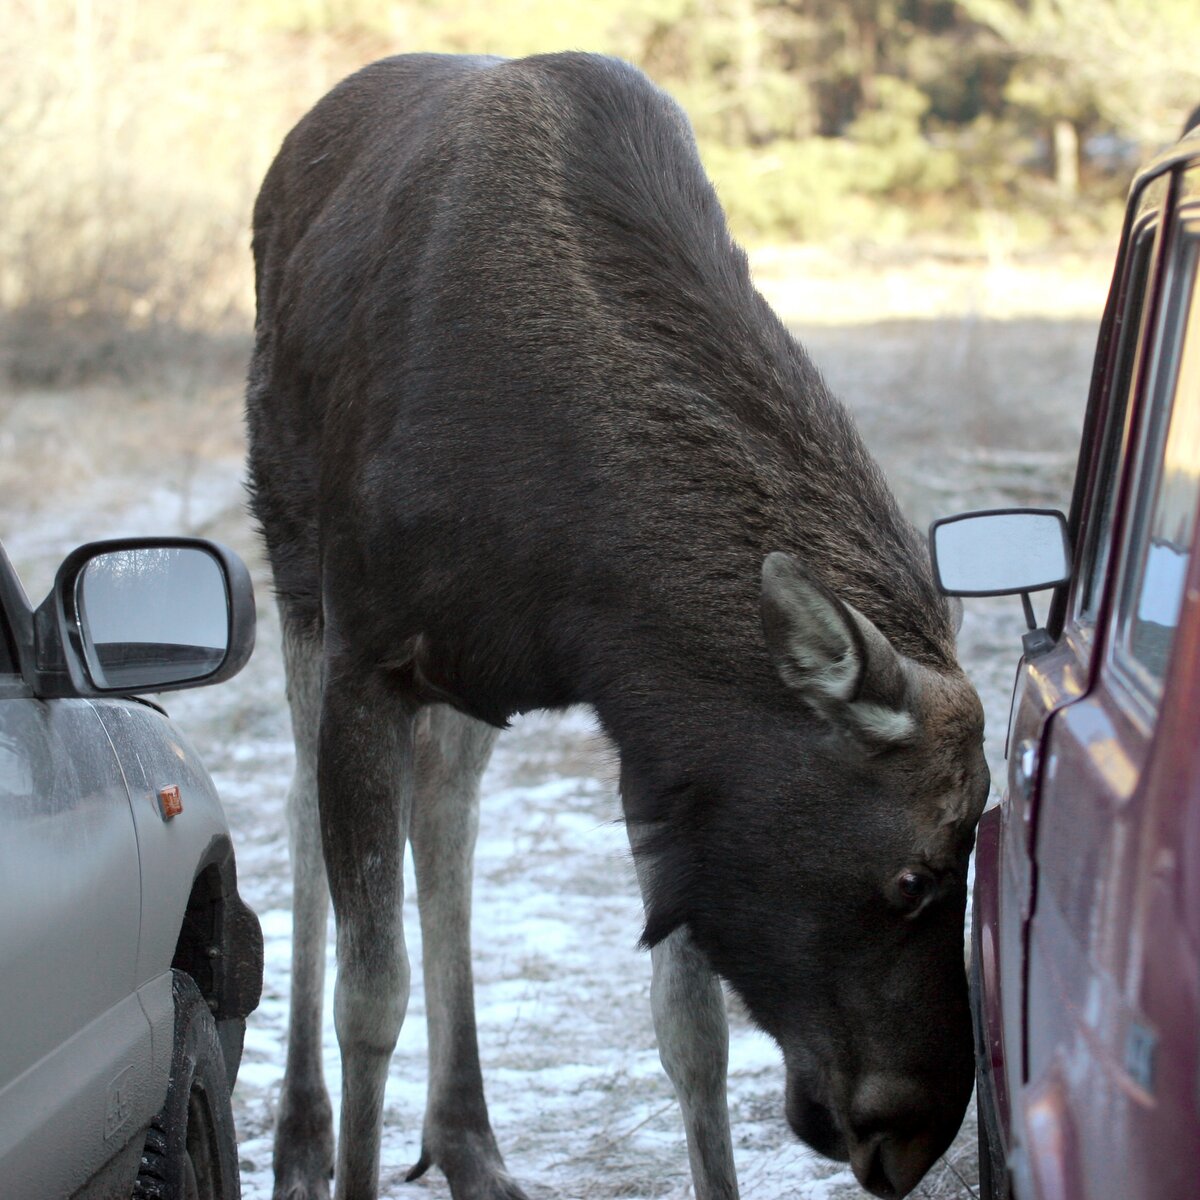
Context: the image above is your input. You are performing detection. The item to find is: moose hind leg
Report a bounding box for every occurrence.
[407,706,528,1200]
[319,663,415,1200]
[274,624,335,1200]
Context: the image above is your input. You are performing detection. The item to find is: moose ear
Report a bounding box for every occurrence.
[760,552,917,748]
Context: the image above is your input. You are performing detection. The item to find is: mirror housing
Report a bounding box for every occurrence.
[28,537,256,699]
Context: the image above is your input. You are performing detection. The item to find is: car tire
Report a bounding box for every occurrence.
[976,1090,1011,1200]
[133,971,241,1200]
[977,1099,994,1200]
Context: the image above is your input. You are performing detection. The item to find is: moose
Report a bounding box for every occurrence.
[246,52,990,1200]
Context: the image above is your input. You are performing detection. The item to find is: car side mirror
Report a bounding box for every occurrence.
[29,538,256,698]
[75,546,235,689]
[929,508,1072,655]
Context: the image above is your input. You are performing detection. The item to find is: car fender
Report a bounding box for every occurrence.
[88,699,263,1023]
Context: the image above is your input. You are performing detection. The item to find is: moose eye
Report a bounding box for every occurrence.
[895,870,933,910]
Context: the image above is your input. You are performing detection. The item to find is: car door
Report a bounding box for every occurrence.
[0,569,150,1196]
[1010,164,1200,1199]
[989,166,1167,1166]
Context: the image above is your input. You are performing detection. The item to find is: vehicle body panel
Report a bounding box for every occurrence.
[92,701,240,986]
[0,698,141,1086]
[0,695,174,1198]
[0,977,172,1200]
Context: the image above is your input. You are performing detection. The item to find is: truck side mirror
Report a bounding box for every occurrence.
[929,508,1071,655]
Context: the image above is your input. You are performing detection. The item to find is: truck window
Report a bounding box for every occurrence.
[1112,211,1200,703]
[1078,176,1167,624]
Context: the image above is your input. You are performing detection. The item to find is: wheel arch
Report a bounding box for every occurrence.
[169,836,264,1085]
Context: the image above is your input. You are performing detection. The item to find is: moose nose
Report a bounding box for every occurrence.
[848,1128,941,1199]
[846,1073,961,1199]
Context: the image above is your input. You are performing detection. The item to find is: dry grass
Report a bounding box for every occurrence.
[749,242,1115,326]
[0,2,389,383]
[0,1,1127,391]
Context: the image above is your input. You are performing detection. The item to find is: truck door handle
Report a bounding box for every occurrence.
[1013,737,1039,799]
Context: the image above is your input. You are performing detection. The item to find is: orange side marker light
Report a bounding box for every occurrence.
[158,785,183,820]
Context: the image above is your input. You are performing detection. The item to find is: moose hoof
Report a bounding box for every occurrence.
[273,1097,335,1200]
[272,1175,331,1200]
[406,1138,531,1200]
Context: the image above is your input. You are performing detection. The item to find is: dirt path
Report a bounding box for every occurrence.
[0,253,1109,1199]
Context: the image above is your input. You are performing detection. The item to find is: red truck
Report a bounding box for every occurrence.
[932,125,1200,1199]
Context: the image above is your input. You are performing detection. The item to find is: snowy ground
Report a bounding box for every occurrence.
[0,253,1108,1200]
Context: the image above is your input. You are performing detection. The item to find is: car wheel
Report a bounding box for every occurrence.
[133,971,241,1200]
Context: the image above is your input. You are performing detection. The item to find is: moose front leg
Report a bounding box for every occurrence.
[318,664,415,1200]
[628,822,740,1199]
[648,928,741,1200]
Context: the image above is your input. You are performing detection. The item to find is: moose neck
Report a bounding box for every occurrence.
[584,612,791,831]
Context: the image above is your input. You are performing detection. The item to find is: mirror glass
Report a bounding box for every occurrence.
[77,547,229,689]
[932,510,1071,596]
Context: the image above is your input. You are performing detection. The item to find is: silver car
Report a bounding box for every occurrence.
[0,536,262,1200]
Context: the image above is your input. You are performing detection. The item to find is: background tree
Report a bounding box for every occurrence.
[963,0,1200,197]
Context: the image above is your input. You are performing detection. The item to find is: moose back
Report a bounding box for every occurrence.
[246,51,989,1200]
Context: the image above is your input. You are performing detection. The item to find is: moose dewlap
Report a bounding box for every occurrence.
[246,51,989,1200]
